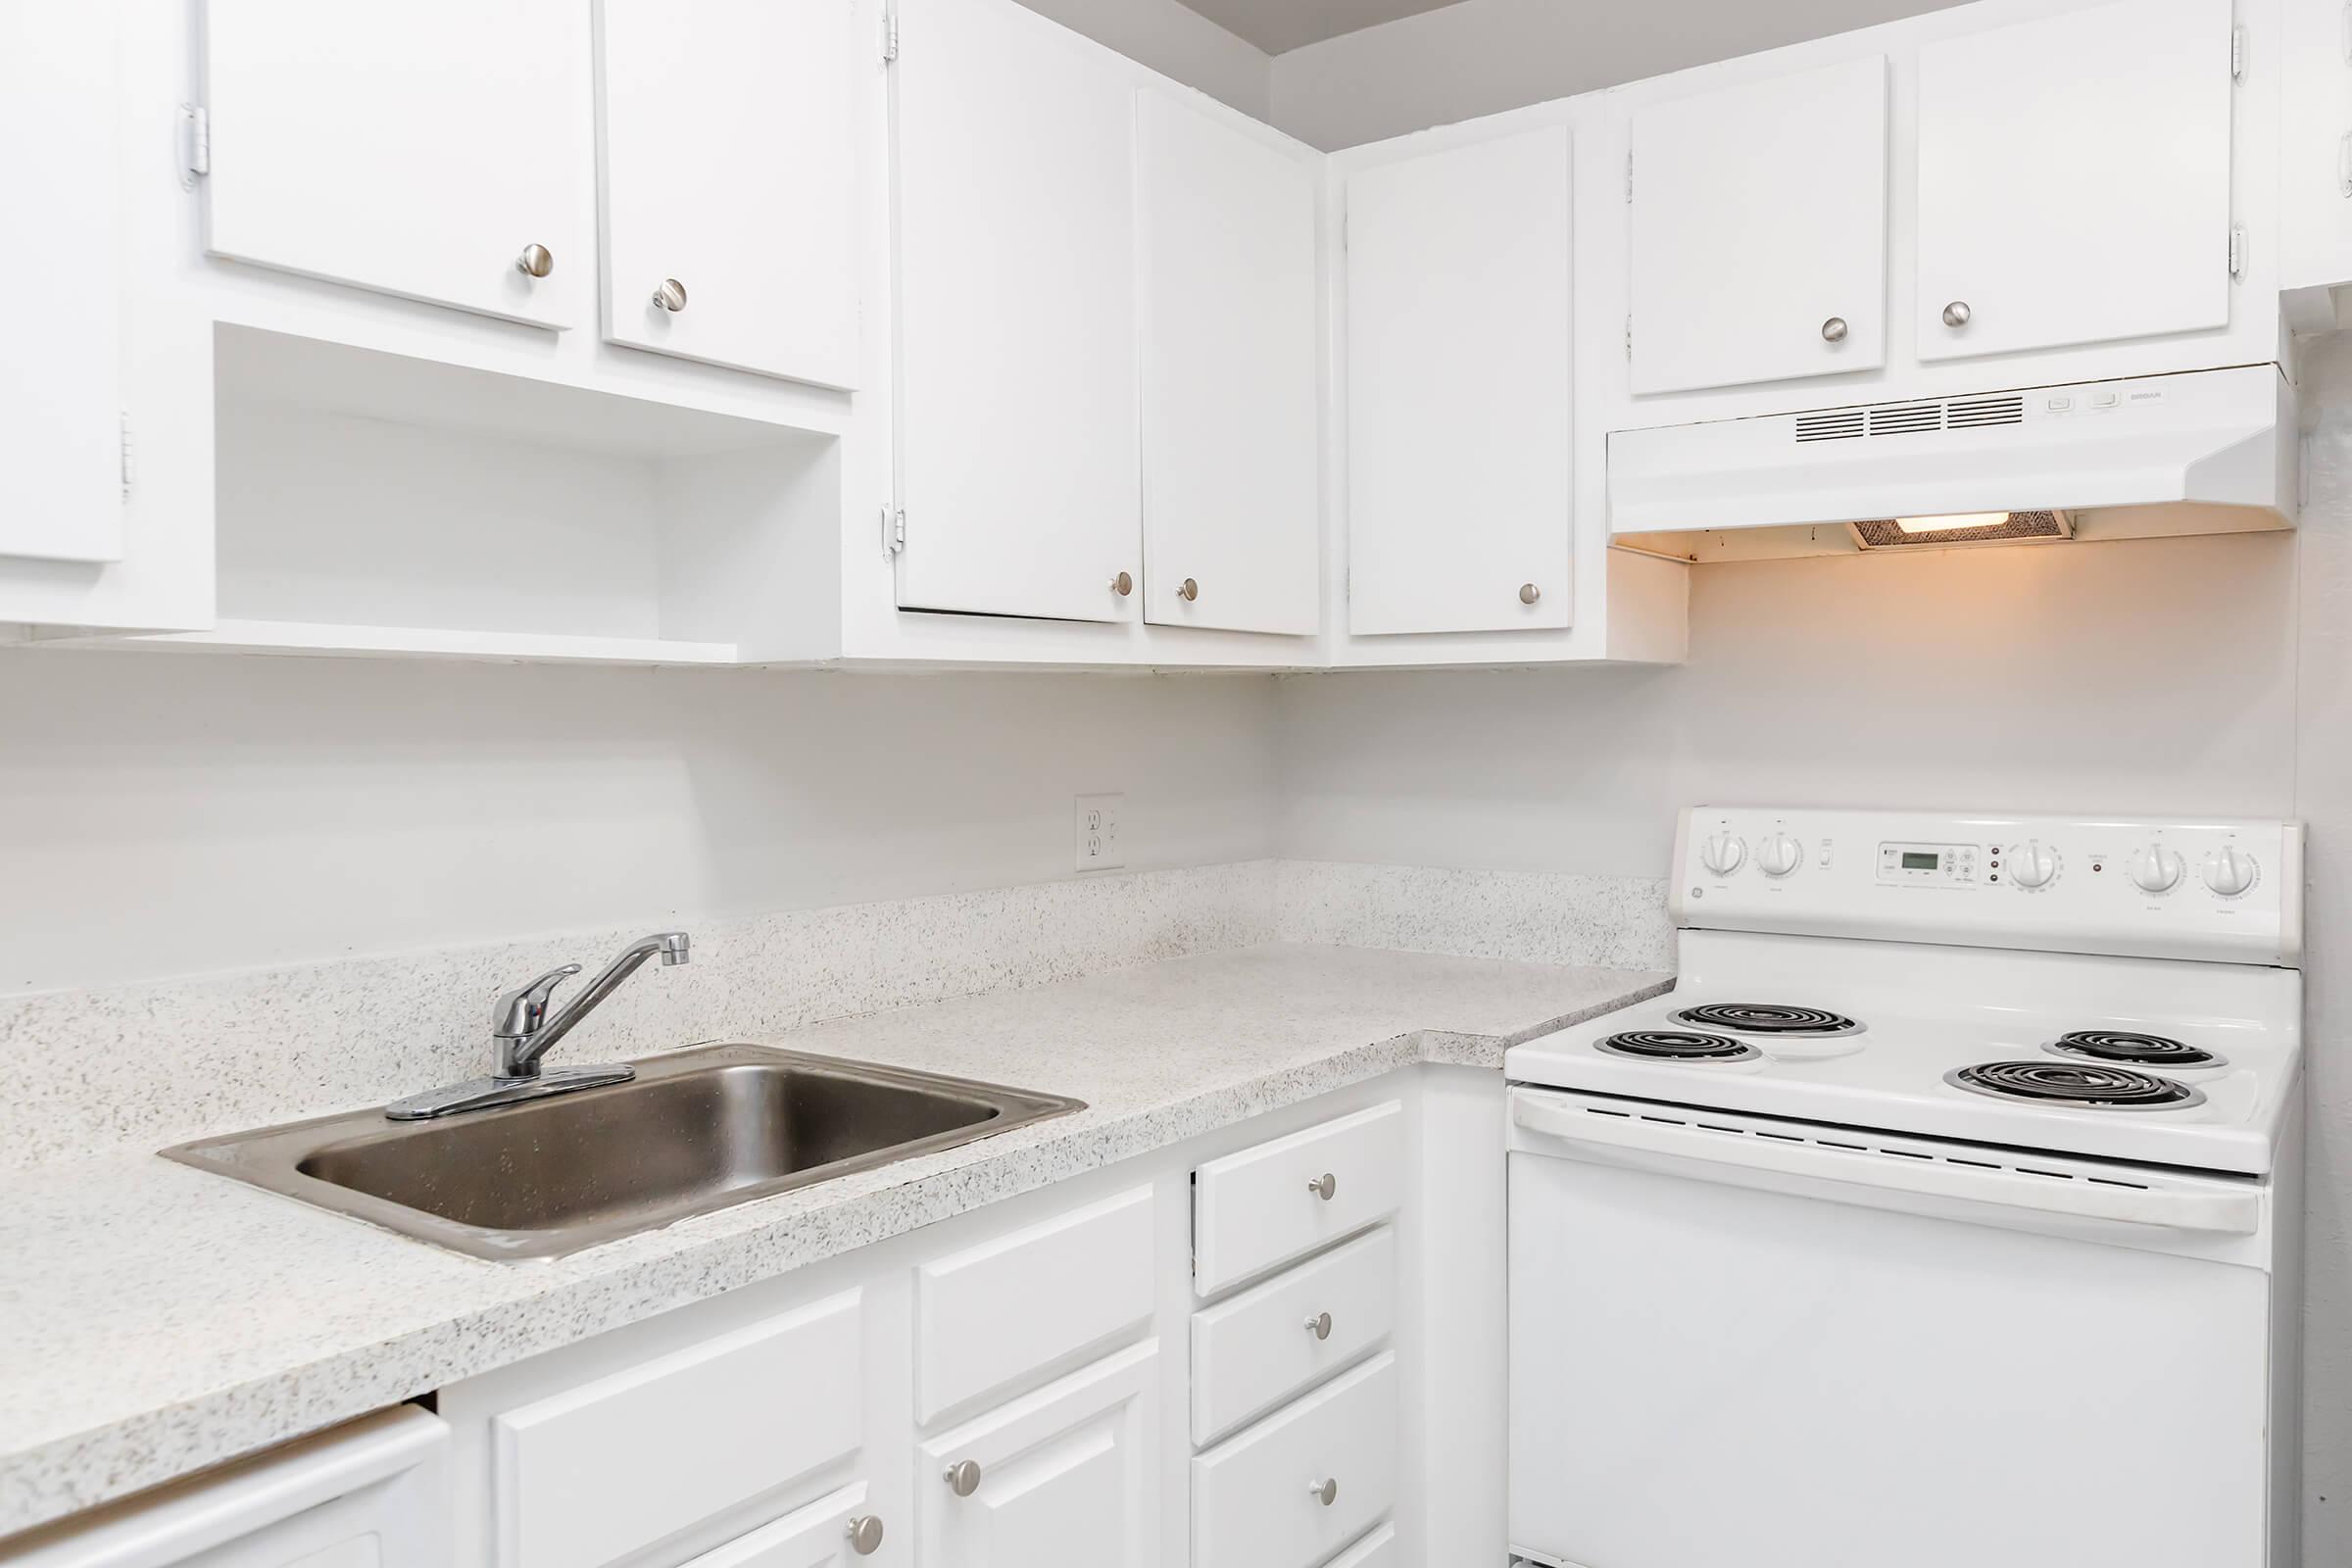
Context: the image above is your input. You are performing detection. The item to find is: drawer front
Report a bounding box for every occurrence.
[917,1185,1156,1422]
[1192,1352,1398,1568]
[1194,1102,1405,1294]
[681,1483,881,1568]
[1193,1227,1396,1446]
[1326,1523,1398,1568]
[496,1291,864,1568]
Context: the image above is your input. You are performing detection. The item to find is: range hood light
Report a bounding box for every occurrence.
[1893,511,2013,534]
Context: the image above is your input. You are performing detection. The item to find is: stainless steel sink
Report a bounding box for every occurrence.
[163,1045,1085,1259]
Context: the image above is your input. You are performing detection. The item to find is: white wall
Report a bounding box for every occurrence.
[1267,0,1971,148]
[0,655,1280,994]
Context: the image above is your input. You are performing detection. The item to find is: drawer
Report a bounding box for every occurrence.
[1193,1351,1398,1568]
[1194,1101,1405,1294]
[1326,1522,1399,1568]
[1193,1227,1396,1445]
[681,1483,882,1568]
[916,1185,1155,1421]
[495,1291,863,1568]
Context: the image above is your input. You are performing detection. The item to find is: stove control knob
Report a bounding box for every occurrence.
[2127,845,2184,894]
[2202,845,2258,898]
[1699,832,1747,876]
[2007,840,2061,890]
[1756,833,1802,878]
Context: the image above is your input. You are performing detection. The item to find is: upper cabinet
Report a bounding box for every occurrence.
[891,0,1142,624]
[1627,57,1889,395]
[201,0,582,328]
[1342,126,1576,636]
[2281,0,2352,329]
[1,0,123,565]
[595,0,861,387]
[1137,89,1321,637]
[1914,0,2235,362]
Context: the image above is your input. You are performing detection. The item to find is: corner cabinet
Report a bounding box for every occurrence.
[1340,126,1576,636]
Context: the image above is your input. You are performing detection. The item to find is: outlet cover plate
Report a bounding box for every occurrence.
[1075,793,1124,872]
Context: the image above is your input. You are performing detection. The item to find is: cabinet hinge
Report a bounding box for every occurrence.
[882,10,900,62]
[1624,151,1634,204]
[2229,224,2247,277]
[179,104,210,184]
[2230,24,2246,78]
[118,411,133,495]
[882,505,906,556]
[1624,317,1633,361]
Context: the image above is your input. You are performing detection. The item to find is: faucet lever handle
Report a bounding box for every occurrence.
[492,964,582,1041]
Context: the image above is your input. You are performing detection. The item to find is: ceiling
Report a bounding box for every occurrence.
[1182,0,1462,54]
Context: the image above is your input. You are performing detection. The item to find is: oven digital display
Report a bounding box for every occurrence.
[1899,851,1940,871]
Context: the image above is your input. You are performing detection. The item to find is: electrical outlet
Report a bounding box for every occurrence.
[1074,793,1125,872]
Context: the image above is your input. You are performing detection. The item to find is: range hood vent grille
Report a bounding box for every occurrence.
[1792,392,2031,444]
[1849,510,2071,549]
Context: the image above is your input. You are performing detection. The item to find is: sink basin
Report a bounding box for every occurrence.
[163,1045,1085,1259]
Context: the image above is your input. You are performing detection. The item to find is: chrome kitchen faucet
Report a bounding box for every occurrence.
[385,932,691,1121]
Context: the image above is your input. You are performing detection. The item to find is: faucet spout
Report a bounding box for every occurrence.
[496,931,692,1080]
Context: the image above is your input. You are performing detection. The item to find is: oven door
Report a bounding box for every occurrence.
[1506,1087,2277,1568]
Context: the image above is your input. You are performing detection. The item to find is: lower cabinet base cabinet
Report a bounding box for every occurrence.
[1190,1353,1398,1568]
[916,1343,1159,1568]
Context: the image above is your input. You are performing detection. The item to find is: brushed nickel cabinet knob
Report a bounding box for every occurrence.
[943,1459,982,1496]
[845,1515,885,1554]
[1174,577,1199,602]
[1304,1311,1333,1340]
[514,244,554,278]
[1519,582,1542,606]
[1942,301,1972,327]
[1109,570,1133,596]
[1306,1172,1337,1200]
[1821,317,1848,342]
[1309,1478,1340,1506]
[652,277,689,313]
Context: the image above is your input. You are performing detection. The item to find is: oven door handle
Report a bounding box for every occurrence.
[1511,1094,2263,1235]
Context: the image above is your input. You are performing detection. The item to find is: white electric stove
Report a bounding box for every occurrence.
[1504,807,2305,1568]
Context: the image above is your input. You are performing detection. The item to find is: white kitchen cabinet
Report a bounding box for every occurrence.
[1343,125,1575,636]
[1627,56,1889,395]
[916,1344,1158,1568]
[201,0,581,328]
[678,1485,885,1568]
[1191,1352,1397,1568]
[1915,0,2236,362]
[0,0,122,566]
[1193,1101,1406,1295]
[596,0,860,387]
[1136,88,1321,637]
[2282,0,2352,330]
[2,1408,450,1567]
[890,0,1142,624]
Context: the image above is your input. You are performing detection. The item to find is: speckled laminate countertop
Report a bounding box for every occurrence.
[0,943,1668,1538]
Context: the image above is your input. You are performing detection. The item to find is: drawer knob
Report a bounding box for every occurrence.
[1309,1477,1340,1506]
[1942,300,1972,328]
[653,277,689,313]
[514,244,554,278]
[943,1459,983,1497]
[1821,316,1848,343]
[1109,570,1133,596]
[1304,1311,1333,1340]
[1306,1172,1337,1200]
[845,1514,885,1555]
[1518,582,1542,606]
[1175,577,1200,603]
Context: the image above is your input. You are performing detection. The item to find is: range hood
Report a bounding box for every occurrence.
[1610,364,2300,563]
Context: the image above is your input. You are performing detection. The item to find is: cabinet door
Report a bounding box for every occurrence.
[1628,56,1888,394]
[1344,127,1573,635]
[892,0,1141,623]
[1916,0,2234,362]
[682,1484,890,1568]
[2280,0,2352,322]
[0,0,122,563]
[202,0,580,327]
[1137,89,1320,636]
[918,1343,1157,1568]
[597,0,859,387]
